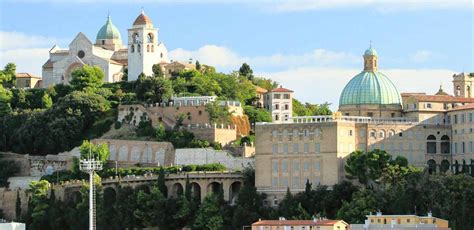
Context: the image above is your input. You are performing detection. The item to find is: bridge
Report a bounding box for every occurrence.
[55,171,244,203]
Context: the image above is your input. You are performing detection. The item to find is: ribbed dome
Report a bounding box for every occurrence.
[96,16,121,40]
[364,47,377,56]
[339,71,402,106]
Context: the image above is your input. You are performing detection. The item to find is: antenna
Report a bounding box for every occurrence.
[369,40,372,48]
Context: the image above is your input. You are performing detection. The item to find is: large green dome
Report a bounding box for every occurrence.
[96,16,121,40]
[339,71,402,106]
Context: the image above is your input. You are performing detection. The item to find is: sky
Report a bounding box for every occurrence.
[0,0,473,109]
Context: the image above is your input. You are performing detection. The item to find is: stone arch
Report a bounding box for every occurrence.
[109,145,117,161]
[65,62,82,83]
[103,187,117,207]
[130,146,141,162]
[171,182,184,198]
[147,33,154,43]
[190,182,201,201]
[426,135,437,154]
[229,181,242,204]
[388,129,395,137]
[441,135,450,154]
[207,182,222,195]
[143,146,153,163]
[135,184,151,194]
[370,129,376,138]
[118,146,128,161]
[378,129,385,138]
[427,159,437,174]
[440,160,450,173]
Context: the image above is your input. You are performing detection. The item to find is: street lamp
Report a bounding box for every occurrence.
[79,151,103,230]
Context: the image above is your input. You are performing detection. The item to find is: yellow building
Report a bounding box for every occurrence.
[255,47,474,203]
[251,219,348,230]
[351,212,449,230]
[15,73,42,88]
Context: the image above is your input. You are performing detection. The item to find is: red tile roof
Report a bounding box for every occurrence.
[270,87,293,93]
[252,219,344,226]
[449,103,474,111]
[407,94,474,103]
[133,13,153,26]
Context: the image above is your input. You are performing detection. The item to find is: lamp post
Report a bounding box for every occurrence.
[80,154,103,230]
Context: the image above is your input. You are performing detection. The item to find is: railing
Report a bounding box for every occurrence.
[257,115,419,125]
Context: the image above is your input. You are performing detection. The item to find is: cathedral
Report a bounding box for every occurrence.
[42,11,169,87]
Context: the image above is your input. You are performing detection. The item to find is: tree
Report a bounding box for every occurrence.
[15,190,21,221]
[135,75,173,103]
[194,195,224,230]
[195,60,201,71]
[27,180,51,229]
[244,105,272,125]
[239,63,254,80]
[336,189,380,224]
[0,86,12,117]
[205,101,231,125]
[0,155,19,187]
[134,186,167,227]
[344,149,392,186]
[152,64,164,78]
[70,65,104,90]
[41,93,53,108]
[0,63,16,88]
[78,140,110,164]
[157,167,167,197]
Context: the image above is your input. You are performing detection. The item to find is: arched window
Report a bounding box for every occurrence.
[467,86,471,98]
[147,45,150,52]
[160,52,163,58]
[147,33,154,43]
[314,128,321,137]
[440,135,450,154]
[370,129,376,138]
[378,130,385,138]
[131,45,135,53]
[137,44,141,53]
[151,45,154,52]
[456,85,461,96]
[388,130,395,137]
[427,160,437,174]
[303,129,309,137]
[426,135,437,154]
[133,33,139,44]
[440,160,450,173]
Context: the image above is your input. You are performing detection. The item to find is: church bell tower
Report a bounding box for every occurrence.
[127,10,168,81]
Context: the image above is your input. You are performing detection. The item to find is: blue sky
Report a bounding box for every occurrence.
[0,0,472,108]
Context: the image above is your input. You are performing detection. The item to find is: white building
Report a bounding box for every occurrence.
[263,86,294,123]
[42,11,169,87]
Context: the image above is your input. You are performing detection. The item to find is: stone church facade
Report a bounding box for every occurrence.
[42,11,169,87]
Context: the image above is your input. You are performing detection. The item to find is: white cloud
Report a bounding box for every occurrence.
[169,45,358,71]
[0,31,64,76]
[411,50,434,62]
[266,0,472,12]
[257,67,456,110]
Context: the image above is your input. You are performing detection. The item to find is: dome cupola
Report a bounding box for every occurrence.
[96,15,121,40]
[338,47,403,117]
[133,10,153,28]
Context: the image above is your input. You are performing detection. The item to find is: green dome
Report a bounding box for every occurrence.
[96,16,121,40]
[364,47,377,56]
[339,71,402,106]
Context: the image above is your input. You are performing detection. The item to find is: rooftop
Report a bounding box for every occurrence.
[256,115,418,125]
[252,219,344,226]
[15,73,41,79]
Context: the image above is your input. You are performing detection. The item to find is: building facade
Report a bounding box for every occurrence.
[251,219,348,230]
[264,87,294,123]
[351,212,449,230]
[15,73,42,88]
[255,47,474,203]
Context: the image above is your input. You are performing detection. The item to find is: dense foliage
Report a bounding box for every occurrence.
[292,98,332,116]
[0,155,20,187]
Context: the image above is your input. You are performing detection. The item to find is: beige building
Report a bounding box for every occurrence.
[15,73,42,89]
[351,212,449,230]
[251,219,348,230]
[255,47,474,203]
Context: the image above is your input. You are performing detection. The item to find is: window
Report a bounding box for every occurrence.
[272,161,278,173]
[426,103,432,109]
[284,104,289,110]
[293,162,300,172]
[101,40,105,45]
[293,143,299,153]
[367,112,374,117]
[133,33,139,43]
[147,45,150,52]
[283,94,290,99]
[137,44,141,53]
[314,162,320,171]
[349,130,353,136]
[274,94,281,99]
[272,144,278,154]
[378,130,385,138]
[315,143,321,153]
[151,45,154,52]
[282,160,288,173]
[303,162,310,172]
[275,115,279,121]
[391,113,395,117]
[272,177,278,187]
[77,50,85,58]
[147,33,153,43]
[292,177,300,188]
[304,129,309,137]
[281,177,288,187]
[275,104,279,110]
[283,144,288,154]
[370,130,376,138]
[304,143,309,153]
[359,129,366,137]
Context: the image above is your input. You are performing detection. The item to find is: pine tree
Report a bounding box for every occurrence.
[157,167,167,197]
[195,60,201,71]
[15,190,21,221]
[184,174,191,201]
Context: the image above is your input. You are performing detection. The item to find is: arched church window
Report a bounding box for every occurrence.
[138,44,141,53]
[147,45,150,52]
[440,135,450,154]
[131,45,135,53]
[467,86,471,98]
[426,135,437,154]
[456,86,461,96]
[77,50,85,59]
[102,40,105,45]
[147,33,154,43]
[151,45,154,52]
[133,33,140,44]
[160,52,163,58]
